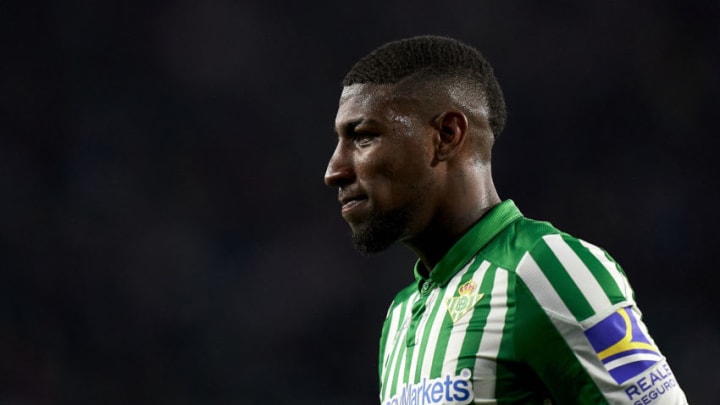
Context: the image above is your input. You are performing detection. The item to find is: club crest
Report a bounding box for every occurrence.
[446,280,484,323]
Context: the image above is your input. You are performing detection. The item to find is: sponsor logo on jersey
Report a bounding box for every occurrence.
[584,306,662,384]
[446,281,484,323]
[623,361,680,405]
[384,369,473,405]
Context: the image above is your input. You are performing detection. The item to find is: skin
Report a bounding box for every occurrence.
[324,82,501,273]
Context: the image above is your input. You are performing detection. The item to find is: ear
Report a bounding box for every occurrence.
[433,111,469,162]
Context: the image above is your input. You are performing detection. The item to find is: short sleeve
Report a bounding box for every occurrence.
[514,234,688,404]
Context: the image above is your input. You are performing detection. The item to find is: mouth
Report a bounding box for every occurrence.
[339,195,368,214]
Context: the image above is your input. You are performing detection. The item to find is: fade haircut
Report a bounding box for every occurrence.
[343,35,507,137]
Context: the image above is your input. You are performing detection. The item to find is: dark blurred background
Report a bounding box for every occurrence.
[1,1,718,403]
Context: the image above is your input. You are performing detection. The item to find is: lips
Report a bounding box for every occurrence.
[342,198,366,213]
[339,193,368,214]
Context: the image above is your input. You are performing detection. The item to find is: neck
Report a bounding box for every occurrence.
[403,168,500,272]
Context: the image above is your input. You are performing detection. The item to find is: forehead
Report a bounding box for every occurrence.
[335,84,415,131]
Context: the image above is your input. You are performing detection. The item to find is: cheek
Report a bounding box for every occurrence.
[358,134,436,202]
[359,160,397,200]
[376,158,435,204]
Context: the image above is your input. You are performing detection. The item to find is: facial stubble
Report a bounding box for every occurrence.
[350,206,413,254]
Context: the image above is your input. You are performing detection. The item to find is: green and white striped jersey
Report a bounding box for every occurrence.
[378,200,687,405]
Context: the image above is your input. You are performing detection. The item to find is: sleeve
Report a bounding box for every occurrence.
[514,233,688,405]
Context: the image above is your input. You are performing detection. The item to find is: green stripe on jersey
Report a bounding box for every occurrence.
[440,261,495,378]
[454,263,498,374]
[515,278,609,404]
[529,237,595,321]
[381,295,413,398]
[411,258,482,382]
[563,237,625,304]
[428,263,480,378]
[378,313,392,379]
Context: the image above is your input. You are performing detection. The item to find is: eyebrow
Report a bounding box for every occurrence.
[335,118,381,136]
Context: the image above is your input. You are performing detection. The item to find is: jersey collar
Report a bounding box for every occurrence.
[413,199,523,288]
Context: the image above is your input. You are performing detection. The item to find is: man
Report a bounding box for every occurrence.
[324,36,687,404]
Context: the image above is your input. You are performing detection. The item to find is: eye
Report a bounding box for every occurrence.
[353,132,378,147]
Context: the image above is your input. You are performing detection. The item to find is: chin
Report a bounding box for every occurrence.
[348,209,410,255]
[351,232,396,255]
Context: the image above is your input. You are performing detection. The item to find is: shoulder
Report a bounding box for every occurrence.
[481,215,562,270]
[514,229,634,324]
[385,282,418,313]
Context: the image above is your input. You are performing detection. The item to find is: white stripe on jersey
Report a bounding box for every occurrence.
[383,297,414,369]
[543,234,612,317]
[441,260,492,376]
[394,342,408,396]
[579,239,633,302]
[540,311,631,404]
[472,268,509,401]
[382,295,416,398]
[406,288,438,381]
[382,302,404,368]
[604,353,663,371]
[418,258,479,379]
[516,253,573,320]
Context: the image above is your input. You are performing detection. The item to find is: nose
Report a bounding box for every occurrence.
[324,142,355,187]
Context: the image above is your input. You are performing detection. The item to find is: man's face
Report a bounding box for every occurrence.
[324,84,438,253]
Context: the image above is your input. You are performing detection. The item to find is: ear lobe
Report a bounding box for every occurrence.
[434,111,469,162]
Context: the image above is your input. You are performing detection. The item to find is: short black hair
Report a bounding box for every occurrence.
[343,35,506,137]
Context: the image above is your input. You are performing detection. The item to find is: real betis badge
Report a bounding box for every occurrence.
[446,280,484,323]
